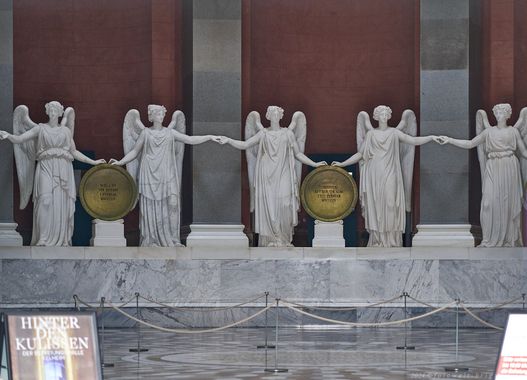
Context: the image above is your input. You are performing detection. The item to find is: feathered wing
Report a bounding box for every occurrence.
[513,107,527,185]
[61,107,75,136]
[122,109,145,185]
[397,109,417,212]
[476,109,490,189]
[289,111,307,189]
[245,111,263,212]
[168,110,186,194]
[13,105,37,209]
[356,111,373,153]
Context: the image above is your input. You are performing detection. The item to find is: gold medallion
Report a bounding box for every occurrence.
[300,166,358,222]
[79,164,138,221]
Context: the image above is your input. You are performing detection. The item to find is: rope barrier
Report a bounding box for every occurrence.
[280,294,402,311]
[137,293,266,312]
[459,303,504,331]
[280,300,457,328]
[407,294,523,314]
[106,301,272,334]
[74,295,137,310]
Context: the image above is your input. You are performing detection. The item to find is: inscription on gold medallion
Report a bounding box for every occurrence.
[79,164,137,221]
[300,166,358,222]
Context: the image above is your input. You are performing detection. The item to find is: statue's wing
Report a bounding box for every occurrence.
[245,111,263,212]
[13,105,37,209]
[168,110,186,194]
[289,111,307,187]
[61,107,75,136]
[513,107,527,184]
[123,109,145,185]
[476,109,490,188]
[398,109,417,212]
[356,111,373,153]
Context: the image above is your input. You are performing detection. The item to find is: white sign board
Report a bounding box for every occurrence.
[495,314,527,379]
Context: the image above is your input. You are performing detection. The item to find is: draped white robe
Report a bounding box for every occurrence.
[32,124,76,246]
[479,127,523,247]
[253,129,299,247]
[360,128,405,247]
[137,128,181,246]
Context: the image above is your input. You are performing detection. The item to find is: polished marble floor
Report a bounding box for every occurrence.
[102,327,502,379]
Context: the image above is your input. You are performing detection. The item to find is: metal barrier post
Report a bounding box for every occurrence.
[73,294,79,311]
[257,292,275,349]
[100,297,114,368]
[396,292,415,350]
[445,299,468,373]
[264,299,288,373]
[129,293,148,353]
[522,293,525,310]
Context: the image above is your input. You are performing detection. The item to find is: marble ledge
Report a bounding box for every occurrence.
[0,246,525,260]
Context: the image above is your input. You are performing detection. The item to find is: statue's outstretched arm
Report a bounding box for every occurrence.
[332,152,363,167]
[290,138,326,167]
[110,132,146,166]
[398,133,435,146]
[0,127,39,144]
[174,131,213,145]
[222,132,261,150]
[70,138,106,165]
[445,132,485,149]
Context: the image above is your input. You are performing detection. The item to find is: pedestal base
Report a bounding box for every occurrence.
[0,223,23,246]
[412,224,475,247]
[312,220,345,247]
[90,219,126,247]
[186,224,249,248]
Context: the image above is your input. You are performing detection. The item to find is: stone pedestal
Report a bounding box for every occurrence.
[0,222,23,246]
[90,219,126,247]
[413,224,474,247]
[186,224,248,248]
[312,220,345,248]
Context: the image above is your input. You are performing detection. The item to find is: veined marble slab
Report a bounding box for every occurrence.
[0,247,525,312]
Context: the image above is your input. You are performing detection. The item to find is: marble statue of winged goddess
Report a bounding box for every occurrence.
[333,106,438,247]
[439,103,527,247]
[0,101,105,246]
[110,105,217,247]
[218,106,326,247]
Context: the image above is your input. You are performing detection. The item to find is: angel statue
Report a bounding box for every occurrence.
[332,106,439,247]
[437,103,527,247]
[0,101,106,246]
[109,105,218,247]
[217,106,326,247]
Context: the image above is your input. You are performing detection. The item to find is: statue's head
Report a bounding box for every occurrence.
[45,101,64,119]
[492,103,512,122]
[148,104,167,123]
[373,105,392,123]
[265,106,284,122]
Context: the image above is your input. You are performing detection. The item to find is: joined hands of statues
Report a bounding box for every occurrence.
[0,131,9,140]
[214,136,230,145]
[433,136,449,145]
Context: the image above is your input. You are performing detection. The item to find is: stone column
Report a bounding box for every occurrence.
[413,0,479,246]
[184,0,248,247]
[0,0,22,246]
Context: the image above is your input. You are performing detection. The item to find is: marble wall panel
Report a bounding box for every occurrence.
[274,260,330,302]
[219,259,274,301]
[330,260,439,303]
[437,260,525,303]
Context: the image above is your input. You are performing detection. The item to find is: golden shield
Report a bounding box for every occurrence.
[79,164,138,221]
[300,166,358,222]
